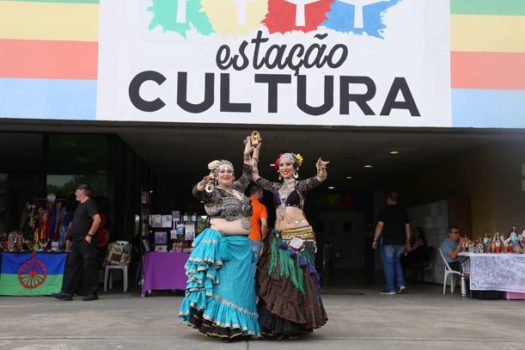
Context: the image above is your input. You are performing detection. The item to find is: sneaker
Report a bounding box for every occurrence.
[52,292,72,301]
[81,294,99,301]
[397,286,407,294]
[380,290,396,295]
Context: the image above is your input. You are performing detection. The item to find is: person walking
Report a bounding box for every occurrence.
[372,192,411,295]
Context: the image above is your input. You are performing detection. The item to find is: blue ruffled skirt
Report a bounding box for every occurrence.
[179,228,261,338]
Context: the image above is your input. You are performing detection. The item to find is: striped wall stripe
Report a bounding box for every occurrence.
[0,39,98,79]
[451,51,525,90]
[451,15,525,52]
[0,78,96,119]
[451,0,525,16]
[6,0,98,3]
[0,1,98,42]
[451,89,525,128]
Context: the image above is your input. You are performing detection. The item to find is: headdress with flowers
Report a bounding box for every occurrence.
[273,153,303,170]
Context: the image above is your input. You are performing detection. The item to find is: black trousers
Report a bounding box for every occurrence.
[62,239,98,295]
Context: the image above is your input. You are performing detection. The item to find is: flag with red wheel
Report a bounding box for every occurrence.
[0,253,67,296]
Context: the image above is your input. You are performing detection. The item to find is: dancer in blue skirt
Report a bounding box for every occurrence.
[179,137,260,339]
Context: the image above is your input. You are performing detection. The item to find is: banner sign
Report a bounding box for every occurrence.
[97,0,451,127]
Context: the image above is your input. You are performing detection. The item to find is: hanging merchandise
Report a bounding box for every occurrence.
[3,195,74,252]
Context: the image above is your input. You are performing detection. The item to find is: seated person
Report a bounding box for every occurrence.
[440,225,468,272]
[402,226,428,268]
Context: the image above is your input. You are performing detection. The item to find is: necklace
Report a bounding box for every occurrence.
[278,179,296,206]
[217,185,233,193]
[218,186,242,201]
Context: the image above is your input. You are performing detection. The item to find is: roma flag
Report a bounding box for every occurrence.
[0,253,67,296]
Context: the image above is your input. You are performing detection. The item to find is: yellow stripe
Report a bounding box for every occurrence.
[452,15,525,52]
[0,1,98,42]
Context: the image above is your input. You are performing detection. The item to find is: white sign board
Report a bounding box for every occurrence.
[97,0,451,127]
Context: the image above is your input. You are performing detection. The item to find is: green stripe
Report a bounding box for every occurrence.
[2,0,99,3]
[0,274,63,296]
[451,0,525,16]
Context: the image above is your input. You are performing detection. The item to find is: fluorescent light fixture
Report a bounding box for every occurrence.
[389,150,400,155]
[364,164,373,168]
[328,186,335,190]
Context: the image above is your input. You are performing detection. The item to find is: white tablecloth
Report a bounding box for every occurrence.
[460,253,525,292]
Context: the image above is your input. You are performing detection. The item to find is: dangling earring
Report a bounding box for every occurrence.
[294,172,299,179]
[278,172,282,181]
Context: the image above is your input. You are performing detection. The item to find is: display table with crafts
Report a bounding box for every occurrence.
[141,252,189,297]
[0,252,67,296]
[459,252,525,299]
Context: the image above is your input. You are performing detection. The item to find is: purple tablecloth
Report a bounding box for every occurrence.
[141,252,189,297]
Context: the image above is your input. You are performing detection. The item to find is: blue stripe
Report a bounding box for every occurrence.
[1,253,67,275]
[0,78,96,120]
[452,89,525,128]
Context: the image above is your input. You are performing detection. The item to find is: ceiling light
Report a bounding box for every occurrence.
[389,150,400,155]
[364,164,373,168]
[328,186,335,190]
[346,176,352,179]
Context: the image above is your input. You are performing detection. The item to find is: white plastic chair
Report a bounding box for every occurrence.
[104,265,128,292]
[438,249,464,295]
[103,241,131,292]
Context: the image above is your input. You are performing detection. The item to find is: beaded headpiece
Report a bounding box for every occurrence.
[208,160,235,178]
[273,153,304,170]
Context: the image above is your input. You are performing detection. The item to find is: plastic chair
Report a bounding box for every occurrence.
[104,265,128,292]
[438,249,464,295]
[103,241,131,292]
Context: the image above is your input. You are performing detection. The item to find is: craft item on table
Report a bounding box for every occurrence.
[154,231,168,245]
[38,208,50,241]
[172,241,184,252]
[184,224,195,241]
[170,229,178,240]
[172,211,180,222]
[161,215,172,228]
[175,224,185,240]
[8,231,22,251]
[155,245,168,252]
[149,215,162,228]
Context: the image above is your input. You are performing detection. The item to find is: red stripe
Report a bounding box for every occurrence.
[0,39,97,79]
[451,51,525,90]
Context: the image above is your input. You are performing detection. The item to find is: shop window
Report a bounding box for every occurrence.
[46,174,108,198]
[47,134,109,196]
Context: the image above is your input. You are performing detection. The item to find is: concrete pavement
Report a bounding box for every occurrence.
[1,284,524,350]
